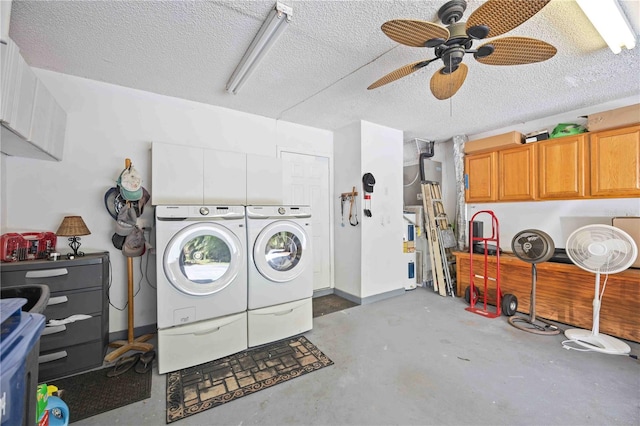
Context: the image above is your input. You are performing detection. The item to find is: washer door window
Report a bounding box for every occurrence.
[164,223,243,296]
[254,221,309,283]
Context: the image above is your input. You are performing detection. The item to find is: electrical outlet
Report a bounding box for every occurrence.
[137,219,152,229]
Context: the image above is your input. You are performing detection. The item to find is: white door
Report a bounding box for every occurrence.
[280,151,330,290]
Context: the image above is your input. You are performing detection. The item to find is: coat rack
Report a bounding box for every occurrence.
[340,186,359,227]
[104,158,154,362]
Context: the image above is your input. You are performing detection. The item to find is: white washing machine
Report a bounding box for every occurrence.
[155,205,248,373]
[246,205,313,347]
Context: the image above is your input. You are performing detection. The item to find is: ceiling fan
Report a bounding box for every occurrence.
[368,0,557,100]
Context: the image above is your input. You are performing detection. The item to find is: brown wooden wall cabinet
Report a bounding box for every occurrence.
[497,144,536,201]
[590,125,640,197]
[464,124,640,202]
[537,134,588,199]
[453,251,640,343]
[464,151,497,202]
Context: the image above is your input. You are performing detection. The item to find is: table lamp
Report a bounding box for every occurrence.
[56,216,91,257]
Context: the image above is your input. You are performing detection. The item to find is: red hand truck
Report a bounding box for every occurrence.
[465,210,517,318]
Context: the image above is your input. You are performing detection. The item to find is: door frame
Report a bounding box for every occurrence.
[277,146,334,290]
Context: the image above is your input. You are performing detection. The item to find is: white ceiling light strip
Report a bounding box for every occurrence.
[576,0,636,54]
[226,2,293,94]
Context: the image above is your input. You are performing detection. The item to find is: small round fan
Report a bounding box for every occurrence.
[508,229,560,335]
[564,225,638,354]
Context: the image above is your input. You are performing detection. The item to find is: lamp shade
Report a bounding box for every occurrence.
[56,216,91,236]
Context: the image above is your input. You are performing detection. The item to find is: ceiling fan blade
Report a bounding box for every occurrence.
[475,37,557,65]
[430,63,468,100]
[381,20,450,47]
[466,0,550,39]
[368,59,436,90]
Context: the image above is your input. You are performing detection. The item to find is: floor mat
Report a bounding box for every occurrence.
[312,294,358,317]
[48,361,152,423]
[166,335,333,424]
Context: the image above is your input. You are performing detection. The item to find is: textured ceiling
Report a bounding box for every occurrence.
[8,0,640,142]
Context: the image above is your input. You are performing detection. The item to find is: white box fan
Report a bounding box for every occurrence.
[563,225,638,355]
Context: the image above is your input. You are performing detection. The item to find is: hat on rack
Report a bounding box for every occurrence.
[123,226,145,257]
[117,166,143,201]
[111,233,126,250]
[132,187,151,217]
[114,204,138,236]
[362,173,376,193]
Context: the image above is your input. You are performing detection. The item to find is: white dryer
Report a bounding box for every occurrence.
[246,205,313,347]
[155,205,248,373]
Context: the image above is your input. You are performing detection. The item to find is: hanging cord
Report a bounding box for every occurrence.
[340,195,346,227]
[349,195,359,226]
[107,256,144,311]
[107,258,126,311]
[363,194,372,217]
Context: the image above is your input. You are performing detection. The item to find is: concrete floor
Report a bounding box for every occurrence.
[77,289,640,425]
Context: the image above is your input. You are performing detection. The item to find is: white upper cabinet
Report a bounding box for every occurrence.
[203,149,246,205]
[0,37,66,161]
[151,142,283,206]
[1,0,11,43]
[246,154,283,205]
[151,142,204,205]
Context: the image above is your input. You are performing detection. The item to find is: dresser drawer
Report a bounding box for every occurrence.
[40,315,102,352]
[1,262,104,292]
[38,340,104,382]
[44,288,103,319]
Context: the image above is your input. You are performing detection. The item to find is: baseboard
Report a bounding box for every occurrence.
[313,288,334,298]
[332,288,360,304]
[332,287,405,305]
[360,287,406,305]
[108,323,157,342]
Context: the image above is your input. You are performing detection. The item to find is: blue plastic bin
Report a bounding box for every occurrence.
[0,298,46,426]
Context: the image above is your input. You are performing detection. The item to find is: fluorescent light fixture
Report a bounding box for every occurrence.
[226,2,292,94]
[576,0,636,54]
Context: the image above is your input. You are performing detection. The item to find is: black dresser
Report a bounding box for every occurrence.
[1,252,109,382]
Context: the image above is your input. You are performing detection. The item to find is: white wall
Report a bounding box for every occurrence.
[360,121,404,298]
[333,121,405,301]
[1,69,333,333]
[333,122,362,298]
[470,199,640,251]
[466,95,640,251]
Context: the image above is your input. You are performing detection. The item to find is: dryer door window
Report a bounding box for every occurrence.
[164,223,244,295]
[265,231,302,272]
[254,221,309,282]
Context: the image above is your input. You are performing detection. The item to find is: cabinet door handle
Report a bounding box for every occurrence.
[47,296,68,306]
[42,325,67,335]
[274,309,294,316]
[193,326,220,336]
[25,268,68,278]
[39,351,68,364]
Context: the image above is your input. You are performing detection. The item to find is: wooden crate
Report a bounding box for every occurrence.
[587,104,640,132]
[465,131,523,154]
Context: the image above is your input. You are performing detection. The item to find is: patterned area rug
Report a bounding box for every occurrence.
[166,336,333,424]
[50,363,152,423]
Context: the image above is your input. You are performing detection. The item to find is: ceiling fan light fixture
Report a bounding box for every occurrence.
[425,38,446,48]
[467,24,490,40]
[226,2,292,94]
[474,44,494,59]
[576,0,636,54]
